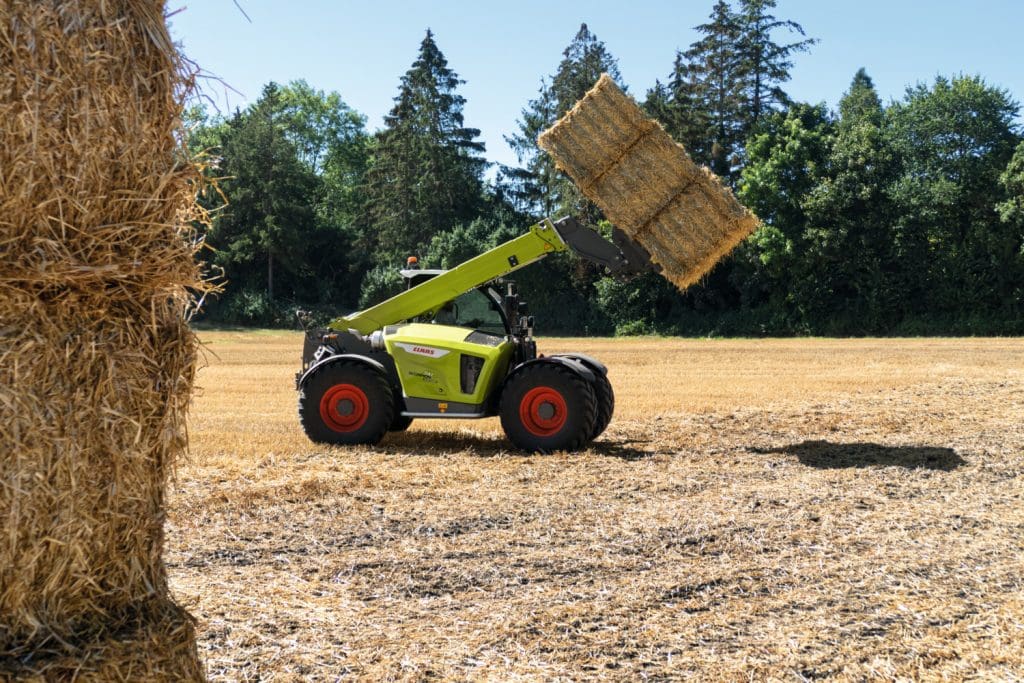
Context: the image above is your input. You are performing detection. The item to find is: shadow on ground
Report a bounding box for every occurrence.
[381,430,656,460]
[752,440,965,471]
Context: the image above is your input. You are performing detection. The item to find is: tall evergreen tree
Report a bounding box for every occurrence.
[506,23,622,221]
[651,0,815,180]
[364,29,486,262]
[734,0,816,130]
[839,68,883,125]
[683,0,744,177]
[644,53,711,162]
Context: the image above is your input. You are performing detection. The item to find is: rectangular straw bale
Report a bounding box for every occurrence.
[538,73,760,289]
[0,1,210,679]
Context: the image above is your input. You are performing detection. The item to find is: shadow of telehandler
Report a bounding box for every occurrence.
[381,430,656,460]
[751,440,965,471]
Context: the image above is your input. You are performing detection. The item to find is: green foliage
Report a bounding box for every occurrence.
[188,5,1023,336]
[212,83,320,300]
[738,102,834,321]
[737,71,1023,334]
[734,0,817,129]
[648,0,814,178]
[889,75,1021,316]
[192,81,371,323]
[358,264,404,310]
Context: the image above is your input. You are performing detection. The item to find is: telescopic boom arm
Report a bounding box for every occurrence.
[328,216,653,336]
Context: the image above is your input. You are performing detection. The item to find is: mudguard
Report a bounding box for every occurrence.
[550,353,607,376]
[296,353,387,391]
[507,355,596,384]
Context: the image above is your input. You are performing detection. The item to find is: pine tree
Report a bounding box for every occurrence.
[683,0,744,177]
[364,29,486,262]
[839,68,883,125]
[734,0,816,130]
[644,53,711,163]
[653,0,814,181]
[506,23,622,221]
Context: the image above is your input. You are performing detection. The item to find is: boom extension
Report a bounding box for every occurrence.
[329,216,654,335]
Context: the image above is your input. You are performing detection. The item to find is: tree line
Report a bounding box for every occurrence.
[189,0,1024,335]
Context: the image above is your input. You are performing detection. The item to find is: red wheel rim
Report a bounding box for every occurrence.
[319,383,369,433]
[519,386,567,437]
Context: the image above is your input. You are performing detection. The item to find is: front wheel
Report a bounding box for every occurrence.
[499,362,597,453]
[299,361,394,445]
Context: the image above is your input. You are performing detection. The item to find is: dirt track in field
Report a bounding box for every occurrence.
[169,332,1024,681]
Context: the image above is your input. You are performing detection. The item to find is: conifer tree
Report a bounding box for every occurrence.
[682,0,744,177]
[506,23,622,221]
[803,70,902,331]
[644,54,711,162]
[653,0,814,180]
[364,29,486,262]
[734,0,816,130]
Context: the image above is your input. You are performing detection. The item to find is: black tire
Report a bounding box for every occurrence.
[557,355,615,441]
[588,369,615,441]
[298,360,394,445]
[389,414,414,432]
[499,362,597,453]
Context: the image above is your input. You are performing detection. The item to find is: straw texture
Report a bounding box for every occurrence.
[538,74,760,289]
[0,1,209,679]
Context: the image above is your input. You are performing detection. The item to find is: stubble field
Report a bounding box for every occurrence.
[168,331,1024,681]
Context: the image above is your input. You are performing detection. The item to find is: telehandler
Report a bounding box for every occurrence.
[295,217,658,452]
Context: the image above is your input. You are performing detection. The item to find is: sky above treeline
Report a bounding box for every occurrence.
[169,0,1024,170]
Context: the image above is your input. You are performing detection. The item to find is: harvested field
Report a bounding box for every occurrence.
[169,332,1024,680]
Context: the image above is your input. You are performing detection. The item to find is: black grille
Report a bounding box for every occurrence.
[460,354,485,394]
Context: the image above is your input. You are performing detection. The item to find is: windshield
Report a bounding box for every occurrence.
[430,288,507,335]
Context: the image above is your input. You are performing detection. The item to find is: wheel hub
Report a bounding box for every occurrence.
[519,386,568,437]
[319,383,369,433]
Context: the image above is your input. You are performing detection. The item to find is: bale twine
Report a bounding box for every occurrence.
[1,1,209,679]
[538,74,760,289]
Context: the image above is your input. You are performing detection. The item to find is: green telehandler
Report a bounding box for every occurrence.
[295,216,658,452]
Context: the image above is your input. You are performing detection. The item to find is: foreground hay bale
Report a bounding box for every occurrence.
[0,1,207,679]
[538,74,760,289]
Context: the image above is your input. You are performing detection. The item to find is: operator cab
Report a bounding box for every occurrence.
[399,267,510,337]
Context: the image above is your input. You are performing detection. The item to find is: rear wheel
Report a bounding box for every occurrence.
[499,362,597,453]
[588,370,615,440]
[299,361,394,445]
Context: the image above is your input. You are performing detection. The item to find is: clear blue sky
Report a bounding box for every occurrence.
[169,0,1024,169]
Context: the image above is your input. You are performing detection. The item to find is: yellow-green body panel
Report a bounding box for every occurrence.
[384,323,514,405]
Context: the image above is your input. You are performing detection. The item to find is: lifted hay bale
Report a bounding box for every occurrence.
[0,1,209,679]
[538,73,760,289]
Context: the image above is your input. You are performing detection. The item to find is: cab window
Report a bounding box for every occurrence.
[432,289,506,334]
